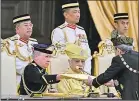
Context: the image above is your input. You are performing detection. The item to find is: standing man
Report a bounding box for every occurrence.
[111,13,134,47]
[51,0,92,74]
[19,44,61,96]
[86,36,138,100]
[3,14,38,86]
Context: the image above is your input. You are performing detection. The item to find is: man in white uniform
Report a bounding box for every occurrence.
[51,0,92,74]
[3,14,38,86]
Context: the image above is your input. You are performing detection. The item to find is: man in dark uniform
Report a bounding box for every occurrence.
[19,44,61,97]
[86,36,139,100]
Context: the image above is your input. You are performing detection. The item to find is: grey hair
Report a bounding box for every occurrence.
[115,44,133,53]
[32,50,41,59]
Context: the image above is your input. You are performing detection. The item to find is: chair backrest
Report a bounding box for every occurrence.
[93,39,117,95]
[47,51,70,90]
[1,40,17,96]
[93,38,115,76]
[49,53,69,74]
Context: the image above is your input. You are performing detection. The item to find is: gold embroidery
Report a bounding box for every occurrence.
[15,41,32,62]
[22,66,47,96]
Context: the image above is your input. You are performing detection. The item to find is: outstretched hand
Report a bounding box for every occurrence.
[84,76,93,86]
[56,74,62,81]
[104,80,114,87]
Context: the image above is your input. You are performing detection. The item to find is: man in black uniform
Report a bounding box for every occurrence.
[19,44,61,96]
[86,36,139,100]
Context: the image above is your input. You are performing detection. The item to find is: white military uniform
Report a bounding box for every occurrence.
[4,34,38,86]
[51,22,92,74]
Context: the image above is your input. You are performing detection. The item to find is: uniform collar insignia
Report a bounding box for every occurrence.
[67,24,76,30]
[65,21,76,30]
[19,38,29,44]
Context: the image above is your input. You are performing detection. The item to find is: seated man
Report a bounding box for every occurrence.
[57,43,99,97]
[19,44,61,97]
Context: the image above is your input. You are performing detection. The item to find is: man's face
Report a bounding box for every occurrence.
[115,19,129,35]
[64,7,80,24]
[69,58,85,73]
[38,52,52,68]
[16,20,33,39]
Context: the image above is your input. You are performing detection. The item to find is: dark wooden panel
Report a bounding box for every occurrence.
[29,1,55,44]
[1,1,28,38]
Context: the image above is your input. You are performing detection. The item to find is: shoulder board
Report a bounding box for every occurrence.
[29,38,37,42]
[77,25,84,30]
[7,35,18,41]
[9,35,18,41]
[58,23,66,29]
[31,63,37,66]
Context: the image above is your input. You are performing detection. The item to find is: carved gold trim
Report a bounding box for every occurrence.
[92,39,115,76]
[1,39,16,56]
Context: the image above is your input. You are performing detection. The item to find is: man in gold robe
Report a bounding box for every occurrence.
[57,43,99,97]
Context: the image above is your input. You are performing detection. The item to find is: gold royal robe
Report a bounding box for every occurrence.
[57,68,100,97]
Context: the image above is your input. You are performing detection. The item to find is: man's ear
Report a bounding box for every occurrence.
[15,23,20,31]
[63,12,68,19]
[114,22,118,29]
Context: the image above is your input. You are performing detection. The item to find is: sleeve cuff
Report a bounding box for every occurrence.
[92,77,101,88]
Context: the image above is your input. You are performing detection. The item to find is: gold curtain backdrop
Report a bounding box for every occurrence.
[87,1,138,51]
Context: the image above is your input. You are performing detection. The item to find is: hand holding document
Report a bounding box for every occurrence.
[59,66,95,86]
[60,73,95,81]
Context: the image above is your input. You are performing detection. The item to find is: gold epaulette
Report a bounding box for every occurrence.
[9,35,18,41]
[58,23,66,29]
[29,38,37,42]
[31,63,37,66]
[77,25,84,30]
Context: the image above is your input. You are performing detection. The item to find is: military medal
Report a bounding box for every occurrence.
[18,43,24,47]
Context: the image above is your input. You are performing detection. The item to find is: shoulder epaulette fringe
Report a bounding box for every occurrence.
[29,38,37,42]
[58,23,66,29]
[77,25,84,30]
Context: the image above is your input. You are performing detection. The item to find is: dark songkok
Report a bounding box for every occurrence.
[33,44,54,54]
[61,0,79,9]
[13,14,31,24]
[114,13,128,21]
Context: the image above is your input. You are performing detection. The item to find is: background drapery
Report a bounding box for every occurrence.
[87,0,138,51]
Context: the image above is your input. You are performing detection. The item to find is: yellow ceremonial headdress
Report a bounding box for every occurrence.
[65,43,88,60]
